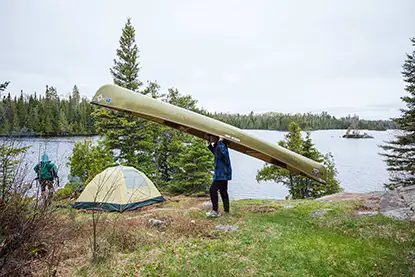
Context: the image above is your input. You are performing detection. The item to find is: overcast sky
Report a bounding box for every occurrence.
[1,0,414,119]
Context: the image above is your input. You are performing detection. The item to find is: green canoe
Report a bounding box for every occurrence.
[91,84,327,184]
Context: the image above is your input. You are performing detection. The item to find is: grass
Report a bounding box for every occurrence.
[40,197,415,277]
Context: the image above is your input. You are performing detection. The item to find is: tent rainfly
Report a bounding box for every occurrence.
[72,166,165,212]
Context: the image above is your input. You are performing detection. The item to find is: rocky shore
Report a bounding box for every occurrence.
[316,185,415,221]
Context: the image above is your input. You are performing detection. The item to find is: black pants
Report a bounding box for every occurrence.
[210,180,229,213]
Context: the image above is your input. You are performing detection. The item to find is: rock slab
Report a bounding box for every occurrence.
[380,185,415,221]
[215,225,239,232]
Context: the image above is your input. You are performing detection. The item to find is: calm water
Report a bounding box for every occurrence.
[1,130,393,200]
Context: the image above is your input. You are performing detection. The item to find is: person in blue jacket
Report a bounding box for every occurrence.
[205,134,232,217]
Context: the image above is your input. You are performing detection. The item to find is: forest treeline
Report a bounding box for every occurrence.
[0,84,95,136]
[0,82,396,136]
[207,111,396,131]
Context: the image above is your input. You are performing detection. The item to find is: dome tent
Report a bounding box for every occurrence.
[72,166,164,212]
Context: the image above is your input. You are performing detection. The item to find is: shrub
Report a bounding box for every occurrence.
[0,140,72,276]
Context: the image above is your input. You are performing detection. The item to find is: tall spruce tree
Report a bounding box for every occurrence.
[380,38,415,188]
[93,18,156,176]
[110,17,142,91]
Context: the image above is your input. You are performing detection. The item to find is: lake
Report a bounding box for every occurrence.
[1,129,393,200]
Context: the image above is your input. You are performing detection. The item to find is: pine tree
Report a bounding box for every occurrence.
[12,111,20,134]
[29,106,39,134]
[45,85,58,101]
[110,17,142,91]
[169,137,213,195]
[59,108,70,135]
[0,83,7,131]
[256,122,342,199]
[155,88,208,191]
[0,142,30,200]
[93,17,156,176]
[380,38,415,188]
[16,91,26,132]
[72,85,80,104]
[302,131,322,161]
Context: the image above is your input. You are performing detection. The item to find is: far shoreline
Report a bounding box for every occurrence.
[0,128,394,139]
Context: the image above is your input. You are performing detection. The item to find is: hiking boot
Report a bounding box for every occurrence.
[206,210,219,217]
[223,212,230,216]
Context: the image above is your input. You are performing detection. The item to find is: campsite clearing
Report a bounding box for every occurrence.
[41,196,415,277]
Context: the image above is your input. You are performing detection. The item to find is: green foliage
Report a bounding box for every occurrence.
[322,153,342,195]
[67,139,114,183]
[153,88,208,190]
[0,141,30,200]
[0,85,95,136]
[54,181,81,200]
[169,137,213,195]
[380,37,415,188]
[256,122,342,199]
[153,127,183,188]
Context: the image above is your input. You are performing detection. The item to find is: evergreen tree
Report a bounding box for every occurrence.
[59,108,70,135]
[45,85,58,101]
[0,82,9,130]
[0,81,10,94]
[110,17,142,91]
[302,131,322,160]
[155,88,209,190]
[256,122,342,199]
[93,17,156,176]
[72,85,80,104]
[380,38,415,188]
[12,111,20,134]
[169,137,213,195]
[0,141,30,200]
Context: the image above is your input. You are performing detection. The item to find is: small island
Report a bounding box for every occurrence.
[342,116,374,139]
[343,130,374,139]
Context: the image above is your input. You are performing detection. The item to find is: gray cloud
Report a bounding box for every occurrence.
[0,0,414,120]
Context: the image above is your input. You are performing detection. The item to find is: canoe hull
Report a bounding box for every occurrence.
[91,84,327,183]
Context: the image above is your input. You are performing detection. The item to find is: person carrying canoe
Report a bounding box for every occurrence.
[205,134,232,217]
[34,152,58,206]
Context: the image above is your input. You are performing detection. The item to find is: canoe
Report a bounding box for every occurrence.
[91,84,327,183]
